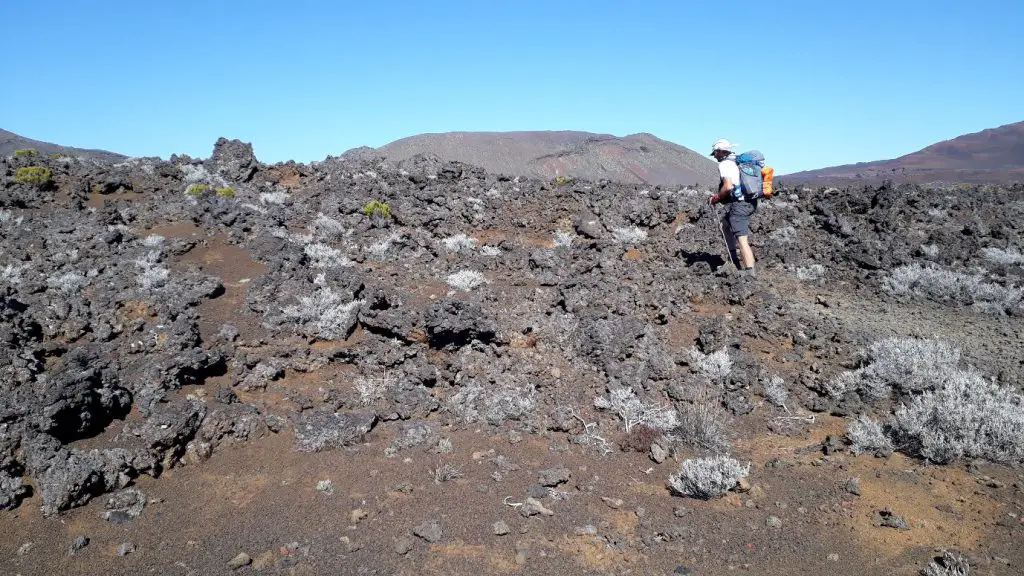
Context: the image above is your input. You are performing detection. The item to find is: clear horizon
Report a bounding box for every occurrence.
[2,1,1021,174]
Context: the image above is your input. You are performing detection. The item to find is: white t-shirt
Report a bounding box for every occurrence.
[718,156,740,189]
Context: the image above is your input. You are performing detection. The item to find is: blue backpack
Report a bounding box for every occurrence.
[734,151,767,200]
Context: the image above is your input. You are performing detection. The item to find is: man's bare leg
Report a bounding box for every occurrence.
[737,235,756,270]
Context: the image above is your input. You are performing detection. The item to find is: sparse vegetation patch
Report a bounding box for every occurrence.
[668,455,749,499]
[362,200,391,219]
[14,166,52,186]
[883,263,1022,314]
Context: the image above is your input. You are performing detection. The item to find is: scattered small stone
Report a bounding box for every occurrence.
[650,442,668,464]
[252,550,275,570]
[229,552,252,569]
[673,506,690,517]
[508,431,523,444]
[538,466,571,487]
[602,497,624,509]
[277,556,297,569]
[528,484,550,499]
[17,542,33,556]
[116,542,136,557]
[673,566,694,575]
[215,386,239,404]
[574,524,598,536]
[979,476,1005,489]
[265,414,286,433]
[878,508,910,530]
[104,488,147,524]
[764,457,793,469]
[413,519,442,543]
[548,438,570,452]
[827,553,840,562]
[766,515,783,529]
[472,449,495,460]
[339,536,362,553]
[493,521,510,536]
[69,536,90,555]
[845,477,861,496]
[519,497,555,517]
[351,509,369,524]
[316,480,334,495]
[736,478,752,493]
[395,482,414,494]
[394,536,414,555]
[278,541,308,557]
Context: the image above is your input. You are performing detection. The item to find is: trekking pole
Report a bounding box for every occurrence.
[705,202,734,268]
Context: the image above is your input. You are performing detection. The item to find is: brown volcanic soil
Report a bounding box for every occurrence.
[2,392,1021,576]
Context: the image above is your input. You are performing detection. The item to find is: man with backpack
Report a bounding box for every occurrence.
[707,138,769,275]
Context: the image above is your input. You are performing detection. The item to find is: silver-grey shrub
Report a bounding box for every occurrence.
[795,264,825,282]
[859,338,959,398]
[763,376,789,409]
[827,338,960,400]
[846,414,893,456]
[446,270,487,291]
[282,287,362,340]
[594,388,678,433]
[883,263,1022,314]
[893,370,1024,464]
[686,347,732,383]
[666,400,731,453]
[442,233,478,253]
[668,455,749,499]
[980,246,1024,266]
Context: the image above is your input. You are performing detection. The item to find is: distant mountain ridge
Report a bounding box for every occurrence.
[782,121,1024,185]
[375,131,718,188]
[1,128,125,162]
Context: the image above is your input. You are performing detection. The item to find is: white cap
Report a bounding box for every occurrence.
[711,138,737,153]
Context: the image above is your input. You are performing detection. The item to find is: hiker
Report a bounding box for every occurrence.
[708,139,758,274]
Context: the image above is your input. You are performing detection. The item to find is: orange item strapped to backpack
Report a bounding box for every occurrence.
[760,166,774,198]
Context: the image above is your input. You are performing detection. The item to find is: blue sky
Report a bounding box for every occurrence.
[2,1,1021,174]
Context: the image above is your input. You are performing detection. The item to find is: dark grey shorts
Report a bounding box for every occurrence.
[725,199,758,237]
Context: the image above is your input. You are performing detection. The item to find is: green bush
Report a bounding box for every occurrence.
[215,186,236,198]
[554,175,570,186]
[14,166,52,186]
[362,200,391,219]
[186,183,209,196]
[14,148,37,157]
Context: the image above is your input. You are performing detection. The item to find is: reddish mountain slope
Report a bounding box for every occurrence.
[376,131,718,187]
[1,128,124,162]
[782,121,1024,185]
